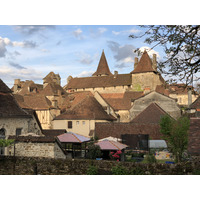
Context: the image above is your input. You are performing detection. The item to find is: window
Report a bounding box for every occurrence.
[16,128,22,136]
[76,121,79,125]
[68,121,72,129]
[82,121,85,125]
[0,128,6,139]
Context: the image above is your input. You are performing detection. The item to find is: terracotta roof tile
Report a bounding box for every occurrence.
[65,74,132,89]
[40,82,67,96]
[92,51,112,76]
[131,103,170,124]
[190,96,200,109]
[131,51,156,74]
[55,96,116,121]
[155,85,170,96]
[14,94,52,110]
[0,79,12,93]
[61,91,93,111]
[100,91,143,110]
[0,79,31,118]
[95,122,162,140]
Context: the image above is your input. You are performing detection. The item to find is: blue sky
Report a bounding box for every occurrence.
[0,25,166,87]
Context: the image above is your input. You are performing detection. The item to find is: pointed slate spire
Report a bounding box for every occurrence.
[131,50,156,74]
[92,50,113,76]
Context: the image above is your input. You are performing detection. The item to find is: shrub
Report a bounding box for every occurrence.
[129,166,145,175]
[143,154,157,164]
[87,142,102,159]
[87,165,98,175]
[111,164,128,175]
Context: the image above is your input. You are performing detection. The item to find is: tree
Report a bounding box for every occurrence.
[0,139,14,147]
[87,141,102,159]
[0,139,14,156]
[129,25,200,85]
[160,115,190,163]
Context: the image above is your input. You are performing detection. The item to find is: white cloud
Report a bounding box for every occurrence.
[76,71,94,77]
[98,27,107,34]
[0,36,37,58]
[0,65,43,83]
[73,28,83,39]
[112,28,140,36]
[139,46,160,60]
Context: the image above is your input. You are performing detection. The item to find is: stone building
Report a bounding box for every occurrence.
[0,79,42,139]
[53,93,116,137]
[12,72,67,129]
[64,50,165,94]
[130,91,181,120]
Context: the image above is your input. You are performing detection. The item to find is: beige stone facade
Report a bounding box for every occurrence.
[53,119,108,137]
[130,91,181,120]
[0,118,42,139]
[131,72,164,92]
[169,93,198,106]
[7,142,66,159]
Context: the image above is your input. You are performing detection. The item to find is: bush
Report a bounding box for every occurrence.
[87,142,102,159]
[87,165,98,175]
[129,166,145,175]
[111,165,128,175]
[143,154,157,164]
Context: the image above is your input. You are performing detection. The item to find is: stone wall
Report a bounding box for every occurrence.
[131,72,163,92]
[169,94,198,107]
[0,156,200,175]
[0,118,41,138]
[130,91,181,120]
[7,142,66,159]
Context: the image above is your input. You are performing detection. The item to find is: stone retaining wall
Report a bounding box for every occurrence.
[0,156,200,175]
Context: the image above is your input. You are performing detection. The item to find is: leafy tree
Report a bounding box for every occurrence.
[160,115,190,163]
[0,139,14,147]
[130,25,200,85]
[87,142,102,159]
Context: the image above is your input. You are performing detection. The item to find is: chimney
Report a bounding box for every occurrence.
[52,99,58,108]
[67,75,73,84]
[188,87,192,107]
[55,74,61,85]
[114,71,118,78]
[13,79,20,93]
[144,87,151,94]
[134,57,138,69]
[152,54,157,71]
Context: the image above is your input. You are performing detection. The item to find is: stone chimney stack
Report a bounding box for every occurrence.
[134,57,138,69]
[52,99,58,108]
[188,87,192,107]
[152,54,157,71]
[67,75,73,84]
[114,71,118,78]
[13,79,20,93]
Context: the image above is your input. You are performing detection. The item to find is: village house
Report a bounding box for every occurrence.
[12,72,67,129]
[0,78,67,158]
[53,93,116,137]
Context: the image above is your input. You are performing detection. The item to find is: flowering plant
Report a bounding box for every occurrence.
[110,150,122,161]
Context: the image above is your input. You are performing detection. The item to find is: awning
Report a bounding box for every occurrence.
[96,140,128,150]
[57,132,90,143]
[149,140,167,148]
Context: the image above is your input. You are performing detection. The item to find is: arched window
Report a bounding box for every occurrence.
[0,128,6,139]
